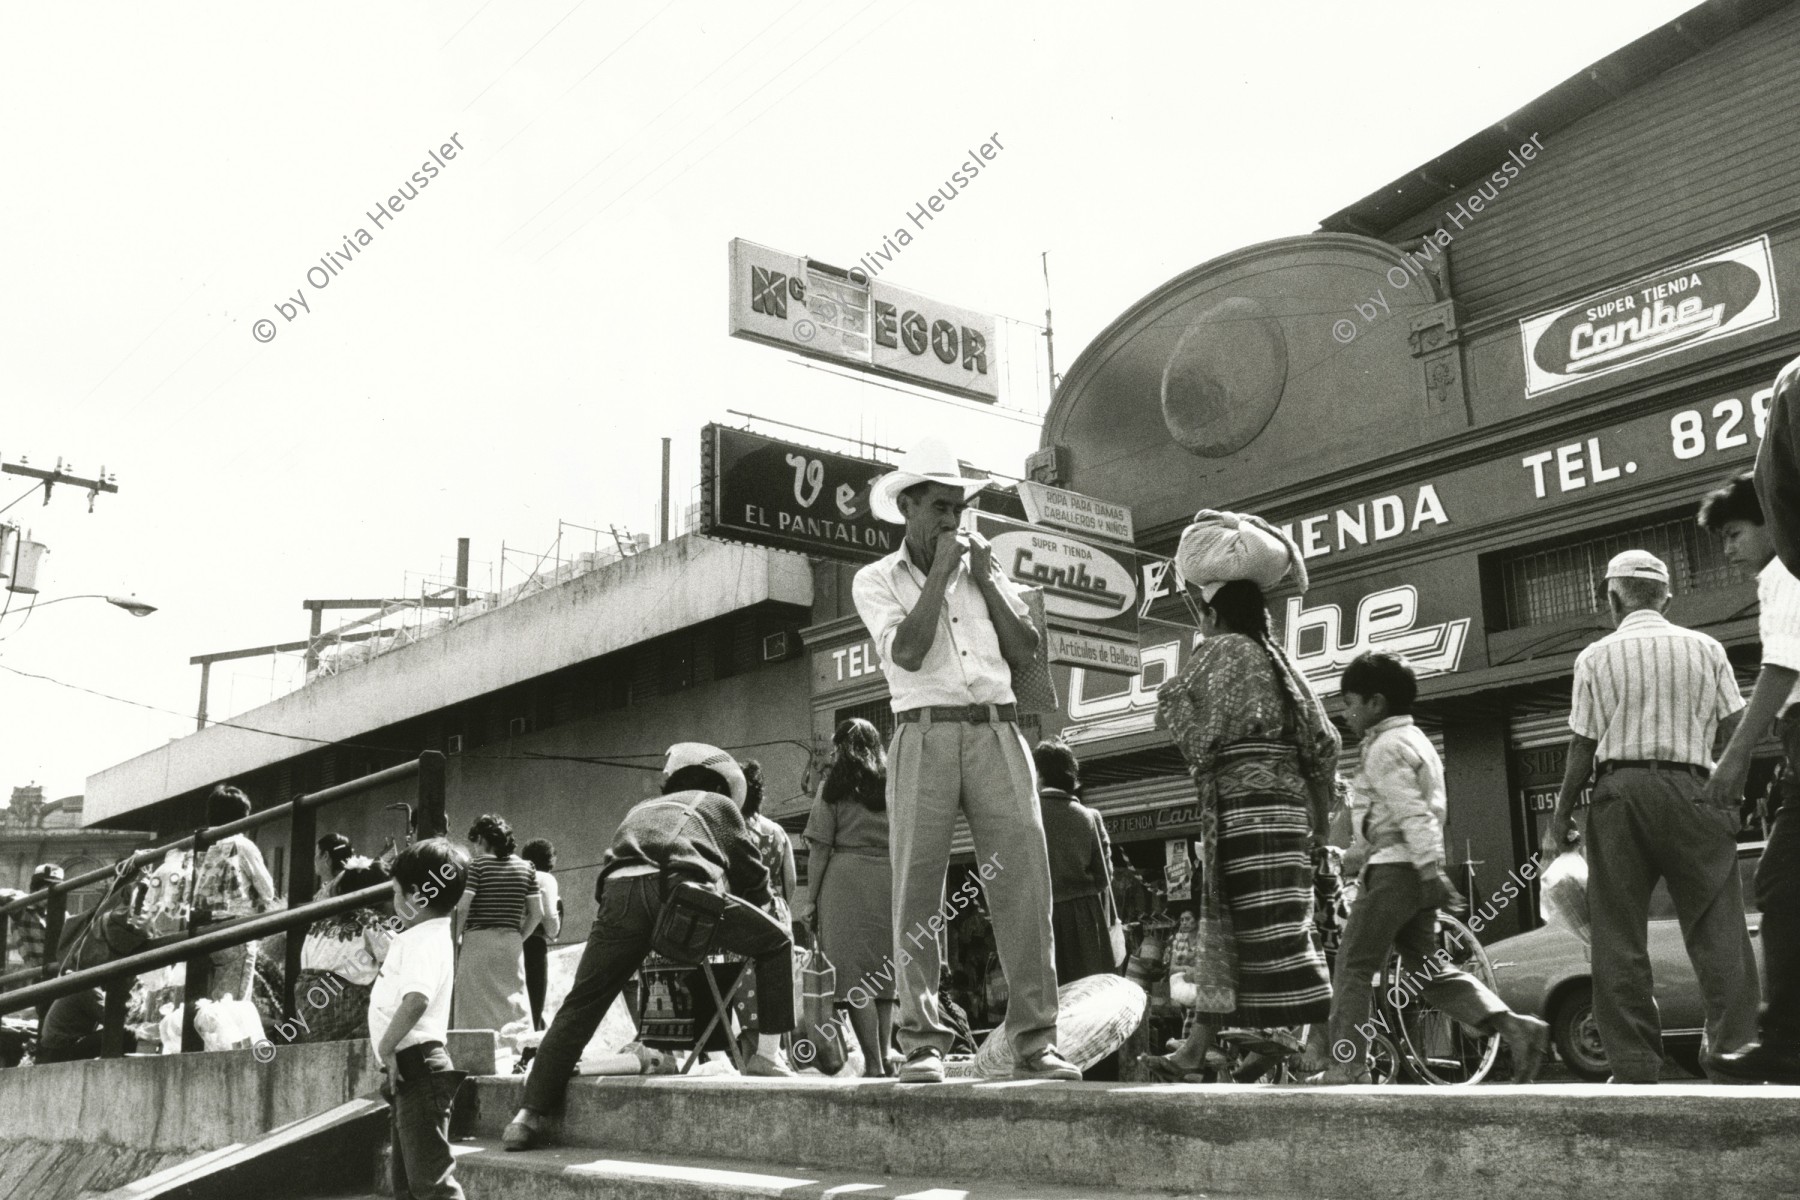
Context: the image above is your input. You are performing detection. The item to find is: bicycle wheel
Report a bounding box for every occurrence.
[1381,912,1501,1085]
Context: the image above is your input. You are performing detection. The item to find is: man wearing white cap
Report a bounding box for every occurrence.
[852,437,1077,1083]
[1543,550,1759,1082]
[505,744,796,1150]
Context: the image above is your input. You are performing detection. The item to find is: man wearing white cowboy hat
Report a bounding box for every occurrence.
[852,437,1077,1083]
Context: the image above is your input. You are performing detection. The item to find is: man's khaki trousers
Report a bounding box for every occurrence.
[888,717,1060,1060]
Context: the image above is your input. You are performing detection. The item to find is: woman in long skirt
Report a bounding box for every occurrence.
[454,814,544,1036]
[1142,511,1341,1080]
[1034,740,1116,987]
[802,719,896,1076]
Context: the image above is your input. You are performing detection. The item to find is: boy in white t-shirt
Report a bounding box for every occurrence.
[370,838,470,1200]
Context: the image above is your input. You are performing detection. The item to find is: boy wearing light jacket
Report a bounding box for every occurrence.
[1314,652,1548,1084]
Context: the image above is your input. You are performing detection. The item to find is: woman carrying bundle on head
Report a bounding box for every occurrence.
[1140,511,1341,1081]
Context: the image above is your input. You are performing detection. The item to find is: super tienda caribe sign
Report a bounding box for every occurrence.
[1519,236,1778,397]
[728,238,999,402]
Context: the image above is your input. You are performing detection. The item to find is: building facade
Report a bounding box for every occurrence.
[1034,0,1800,937]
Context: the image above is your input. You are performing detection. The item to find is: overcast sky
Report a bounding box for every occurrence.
[0,0,1699,809]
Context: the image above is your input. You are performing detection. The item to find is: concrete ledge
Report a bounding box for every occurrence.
[464,1075,1800,1200]
[0,1040,379,1152]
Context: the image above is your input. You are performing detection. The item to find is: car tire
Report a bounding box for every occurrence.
[1551,982,1610,1081]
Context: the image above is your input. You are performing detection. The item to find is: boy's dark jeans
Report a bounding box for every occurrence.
[388,1041,466,1200]
[523,875,793,1116]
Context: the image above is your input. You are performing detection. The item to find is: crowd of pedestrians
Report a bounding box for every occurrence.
[8,376,1800,1123]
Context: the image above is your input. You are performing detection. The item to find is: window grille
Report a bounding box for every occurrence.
[1494,513,1734,629]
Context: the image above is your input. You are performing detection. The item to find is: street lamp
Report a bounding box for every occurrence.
[9,593,157,617]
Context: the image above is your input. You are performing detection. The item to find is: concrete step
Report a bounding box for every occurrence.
[443,1142,1212,1200]
[460,1074,1800,1200]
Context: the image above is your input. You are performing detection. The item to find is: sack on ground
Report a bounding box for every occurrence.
[1540,851,1590,946]
[974,974,1145,1078]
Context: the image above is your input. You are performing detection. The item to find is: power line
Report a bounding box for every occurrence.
[0,660,815,768]
[462,0,591,112]
[534,0,889,260]
[497,0,805,243]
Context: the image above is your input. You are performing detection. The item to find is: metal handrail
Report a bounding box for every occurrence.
[0,751,447,1054]
[0,883,391,1017]
[0,757,428,920]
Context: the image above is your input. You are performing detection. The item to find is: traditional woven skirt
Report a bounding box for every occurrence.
[1213,740,1332,1026]
[454,927,530,1033]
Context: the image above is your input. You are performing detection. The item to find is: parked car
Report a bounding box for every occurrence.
[1486,841,1764,1080]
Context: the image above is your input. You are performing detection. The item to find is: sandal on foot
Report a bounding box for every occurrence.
[1139,1053,1200,1083]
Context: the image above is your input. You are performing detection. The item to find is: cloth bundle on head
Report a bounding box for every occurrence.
[662,742,748,807]
[1173,509,1308,599]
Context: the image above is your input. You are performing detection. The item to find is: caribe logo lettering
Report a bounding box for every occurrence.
[1283,585,1469,697]
[989,529,1137,622]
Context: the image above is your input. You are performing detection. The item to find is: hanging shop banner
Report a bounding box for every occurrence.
[964,510,1142,675]
[728,238,999,402]
[700,425,897,563]
[1519,236,1779,398]
[1018,481,1135,545]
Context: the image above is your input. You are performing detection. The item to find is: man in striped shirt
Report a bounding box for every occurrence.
[1543,550,1760,1082]
[1697,472,1800,1083]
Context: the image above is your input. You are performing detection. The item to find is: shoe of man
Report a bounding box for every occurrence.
[745,1051,797,1078]
[1492,1012,1550,1083]
[1710,1042,1800,1084]
[502,1108,551,1152]
[1012,1047,1080,1081]
[897,1047,946,1083]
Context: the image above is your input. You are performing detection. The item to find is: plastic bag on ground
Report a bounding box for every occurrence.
[1540,850,1590,946]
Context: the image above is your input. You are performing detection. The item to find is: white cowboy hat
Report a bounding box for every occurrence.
[868,437,990,524]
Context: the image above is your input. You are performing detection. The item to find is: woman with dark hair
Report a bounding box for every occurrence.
[290,857,397,1041]
[1034,740,1116,986]
[454,814,543,1035]
[519,838,562,1030]
[1141,511,1341,1081]
[801,718,897,1075]
[314,833,354,899]
[739,761,797,921]
[192,784,280,1003]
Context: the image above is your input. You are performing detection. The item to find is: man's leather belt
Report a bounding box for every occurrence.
[897,703,1018,724]
[1596,758,1710,779]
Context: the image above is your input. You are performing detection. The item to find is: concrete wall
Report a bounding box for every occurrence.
[247,658,812,944]
[0,1040,377,1200]
[86,536,813,827]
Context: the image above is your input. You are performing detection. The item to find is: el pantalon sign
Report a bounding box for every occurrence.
[727,238,999,402]
[1519,236,1778,397]
[700,425,896,564]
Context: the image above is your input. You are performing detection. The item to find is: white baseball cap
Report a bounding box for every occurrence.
[1604,550,1670,584]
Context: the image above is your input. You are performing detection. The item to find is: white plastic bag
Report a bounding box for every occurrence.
[194,993,263,1051]
[158,1003,183,1054]
[1540,851,1590,946]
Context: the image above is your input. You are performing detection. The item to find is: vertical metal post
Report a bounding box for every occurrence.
[661,437,672,544]
[416,752,448,842]
[40,888,66,984]
[102,980,130,1057]
[455,538,470,617]
[284,795,317,1022]
[304,605,324,675]
[0,910,10,970]
[196,661,212,731]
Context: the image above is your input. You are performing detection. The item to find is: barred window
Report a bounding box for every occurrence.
[1493,512,1734,629]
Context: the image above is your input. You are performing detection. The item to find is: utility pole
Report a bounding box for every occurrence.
[0,457,120,512]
